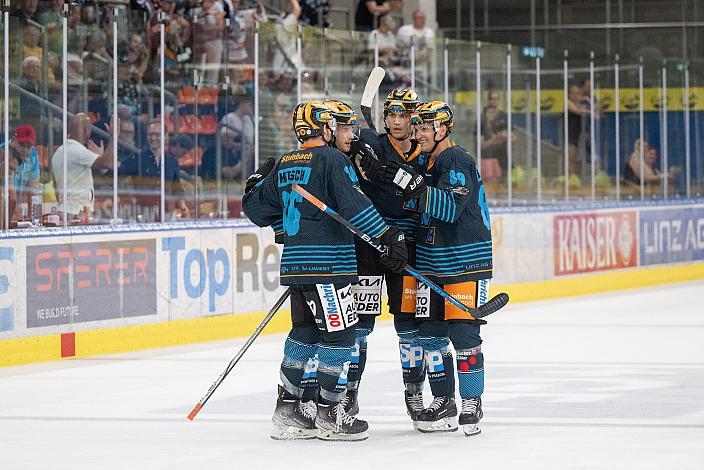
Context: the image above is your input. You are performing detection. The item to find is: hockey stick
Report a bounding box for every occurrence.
[292,184,509,320]
[187,288,292,421]
[360,67,385,132]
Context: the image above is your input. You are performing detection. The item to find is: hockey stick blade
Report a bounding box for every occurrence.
[187,288,291,421]
[474,292,510,319]
[360,67,385,132]
[291,184,509,320]
[361,67,385,108]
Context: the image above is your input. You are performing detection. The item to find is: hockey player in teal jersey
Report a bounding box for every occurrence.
[242,101,408,441]
[335,90,429,427]
[371,100,492,436]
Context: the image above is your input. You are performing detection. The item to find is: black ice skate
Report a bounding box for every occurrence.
[416,395,458,433]
[404,390,424,429]
[340,388,359,416]
[459,396,483,436]
[316,402,369,441]
[270,385,317,440]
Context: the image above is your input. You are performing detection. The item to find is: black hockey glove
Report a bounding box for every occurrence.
[244,158,275,194]
[384,160,428,201]
[378,226,408,274]
[349,140,384,182]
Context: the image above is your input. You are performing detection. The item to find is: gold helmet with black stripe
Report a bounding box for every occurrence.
[324,100,358,126]
[411,100,454,133]
[292,101,337,143]
[383,88,420,115]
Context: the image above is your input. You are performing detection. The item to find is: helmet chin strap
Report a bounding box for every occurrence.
[323,124,336,146]
[428,125,449,155]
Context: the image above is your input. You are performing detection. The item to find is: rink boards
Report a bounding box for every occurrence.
[1,201,704,366]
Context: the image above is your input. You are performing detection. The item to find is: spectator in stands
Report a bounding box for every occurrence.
[80,3,101,39]
[117,119,139,168]
[220,97,254,175]
[368,15,404,86]
[480,90,512,183]
[0,146,22,228]
[358,1,402,30]
[197,0,226,84]
[14,0,39,25]
[298,0,330,28]
[10,125,41,203]
[119,120,181,194]
[567,83,588,176]
[397,10,435,64]
[17,56,43,129]
[580,78,603,165]
[51,114,118,220]
[38,0,63,55]
[356,0,392,32]
[624,140,681,188]
[272,0,301,78]
[201,126,242,182]
[22,24,42,60]
[128,33,151,85]
[224,0,266,65]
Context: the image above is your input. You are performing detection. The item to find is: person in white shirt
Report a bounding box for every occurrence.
[397,9,435,64]
[51,113,118,219]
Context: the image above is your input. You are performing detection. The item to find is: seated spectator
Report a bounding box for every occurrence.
[119,120,182,195]
[220,97,254,174]
[480,90,511,182]
[51,113,118,220]
[368,15,404,86]
[397,9,435,64]
[624,140,681,187]
[14,0,39,25]
[22,24,43,61]
[356,0,392,32]
[196,0,226,84]
[9,124,41,202]
[200,126,242,182]
[224,0,266,65]
[0,146,23,228]
[38,0,64,55]
[272,0,301,78]
[298,0,330,28]
[17,56,43,127]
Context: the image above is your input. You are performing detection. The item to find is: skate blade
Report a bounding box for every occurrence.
[316,429,369,441]
[462,424,481,436]
[270,420,317,440]
[416,417,458,433]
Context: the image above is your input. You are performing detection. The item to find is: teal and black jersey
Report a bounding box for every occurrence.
[242,144,389,285]
[415,145,493,284]
[358,129,425,241]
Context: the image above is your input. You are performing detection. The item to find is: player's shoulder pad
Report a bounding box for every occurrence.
[440,145,476,167]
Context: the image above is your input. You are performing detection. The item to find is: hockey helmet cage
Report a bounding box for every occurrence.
[411,101,454,132]
[324,100,358,126]
[292,101,337,142]
[383,88,420,114]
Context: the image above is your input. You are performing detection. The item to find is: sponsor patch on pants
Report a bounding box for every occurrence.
[317,283,358,332]
[401,276,417,313]
[443,280,489,320]
[352,276,383,315]
[415,281,430,318]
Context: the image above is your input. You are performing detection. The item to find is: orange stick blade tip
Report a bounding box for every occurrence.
[187,404,202,421]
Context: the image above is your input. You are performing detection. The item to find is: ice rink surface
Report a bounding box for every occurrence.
[2,281,704,470]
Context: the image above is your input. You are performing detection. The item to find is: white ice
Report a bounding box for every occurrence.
[2,281,704,470]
